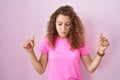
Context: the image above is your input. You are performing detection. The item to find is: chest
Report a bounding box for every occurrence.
[47,38,81,63]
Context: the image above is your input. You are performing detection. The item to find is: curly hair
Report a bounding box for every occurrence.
[47,5,86,49]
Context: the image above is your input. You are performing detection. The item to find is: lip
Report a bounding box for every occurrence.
[60,32,66,34]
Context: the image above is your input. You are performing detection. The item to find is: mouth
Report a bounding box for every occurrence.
[60,32,66,34]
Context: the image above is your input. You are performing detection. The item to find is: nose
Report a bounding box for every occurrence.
[61,25,66,31]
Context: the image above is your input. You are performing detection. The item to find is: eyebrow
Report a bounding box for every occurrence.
[56,21,71,23]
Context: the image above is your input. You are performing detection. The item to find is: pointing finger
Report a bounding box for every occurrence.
[32,35,34,41]
[100,33,103,38]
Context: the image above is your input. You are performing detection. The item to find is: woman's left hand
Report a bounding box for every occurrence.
[98,33,110,54]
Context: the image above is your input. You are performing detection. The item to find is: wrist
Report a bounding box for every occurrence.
[97,51,105,57]
[26,49,34,53]
[97,48,105,54]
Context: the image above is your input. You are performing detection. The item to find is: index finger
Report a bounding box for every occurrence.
[100,33,103,37]
[32,35,34,41]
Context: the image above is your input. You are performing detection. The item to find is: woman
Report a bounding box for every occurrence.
[23,5,110,80]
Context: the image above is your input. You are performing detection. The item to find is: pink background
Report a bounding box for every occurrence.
[0,0,120,80]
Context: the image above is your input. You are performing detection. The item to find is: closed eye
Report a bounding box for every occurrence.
[58,23,62,26]
[66,23,71,26]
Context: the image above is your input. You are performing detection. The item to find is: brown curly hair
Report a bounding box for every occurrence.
[47,5,86,49]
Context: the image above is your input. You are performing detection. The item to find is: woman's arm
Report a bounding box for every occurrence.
[23,36,48,74]
[81,54,102,73]
[81,33,110,73]
[27,51,48,74]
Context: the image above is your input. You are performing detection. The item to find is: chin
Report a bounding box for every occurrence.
[59,35,67,38]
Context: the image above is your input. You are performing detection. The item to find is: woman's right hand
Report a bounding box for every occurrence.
[23,36,35,52]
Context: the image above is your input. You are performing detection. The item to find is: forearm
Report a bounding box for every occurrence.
[88,54,102,73]
[27,50,43,74]
[86,33,109,73]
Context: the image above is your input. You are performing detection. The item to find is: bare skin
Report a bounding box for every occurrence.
[23,36,48,74]
[81,33,109,73]
[23,15,109,74]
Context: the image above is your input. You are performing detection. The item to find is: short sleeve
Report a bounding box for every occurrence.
[79,42,89,55]
[39,37,49,54]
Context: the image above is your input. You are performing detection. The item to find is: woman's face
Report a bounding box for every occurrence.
[56,14,71,38]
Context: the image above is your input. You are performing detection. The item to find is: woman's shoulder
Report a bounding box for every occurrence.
[42,36,49,42]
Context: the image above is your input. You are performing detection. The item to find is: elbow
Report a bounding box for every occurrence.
[38,71,44,75]
[87,67,96,73]
[88,69,95,73]
[37,69,45,75]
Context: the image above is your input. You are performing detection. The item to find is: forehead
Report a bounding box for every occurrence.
[56,14,71,22]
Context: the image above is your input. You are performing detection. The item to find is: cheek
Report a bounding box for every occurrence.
[66,28,70,33]
[56,26,60,33]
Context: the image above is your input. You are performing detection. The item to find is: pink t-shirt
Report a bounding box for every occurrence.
[39,36,89,80]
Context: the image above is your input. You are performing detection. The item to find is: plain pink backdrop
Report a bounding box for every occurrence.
[0,0,120,80]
